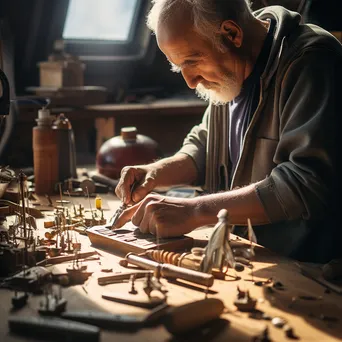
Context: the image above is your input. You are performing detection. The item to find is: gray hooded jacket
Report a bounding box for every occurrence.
[177,6,342,262]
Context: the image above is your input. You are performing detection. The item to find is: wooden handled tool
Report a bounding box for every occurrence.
[61,311,145,330]
[89,171,119,190]
[163,298,224,335]
[36,251,98,266]
[97,271,152,286]
[62,303,170,330]
[60,299,224,335]
[124,253,214,287]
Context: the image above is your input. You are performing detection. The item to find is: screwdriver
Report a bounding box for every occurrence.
[108,181,138,228]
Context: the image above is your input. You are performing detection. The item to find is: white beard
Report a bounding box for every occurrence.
[195,76,240,106]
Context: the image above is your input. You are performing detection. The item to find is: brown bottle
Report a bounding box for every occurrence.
[96,127,162,179]
[32,108,58,195]
[53,113,77,182]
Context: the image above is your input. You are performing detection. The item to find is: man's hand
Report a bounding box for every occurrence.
[115,154,198,206]
[114,194,202,237]
[114,182,270,236]
[115,165,157,205]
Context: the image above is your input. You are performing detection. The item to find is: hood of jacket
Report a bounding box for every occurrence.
[255,6,342,89]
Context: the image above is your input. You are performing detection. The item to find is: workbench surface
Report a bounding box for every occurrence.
[1,194,341,342]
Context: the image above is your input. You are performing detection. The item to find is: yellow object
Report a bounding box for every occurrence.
[95,195,102,210]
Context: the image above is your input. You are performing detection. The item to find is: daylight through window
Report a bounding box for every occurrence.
[63,0,139,41]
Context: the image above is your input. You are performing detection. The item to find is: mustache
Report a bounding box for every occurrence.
[199,82,219,90]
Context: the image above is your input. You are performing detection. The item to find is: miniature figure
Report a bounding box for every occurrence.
[233,286,257,312]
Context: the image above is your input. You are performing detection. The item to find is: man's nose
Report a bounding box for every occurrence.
[181,69,202,89]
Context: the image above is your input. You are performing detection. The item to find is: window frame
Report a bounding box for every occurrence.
[62,0,150,61]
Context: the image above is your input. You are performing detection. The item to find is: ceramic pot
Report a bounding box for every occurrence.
[96,127,162,179]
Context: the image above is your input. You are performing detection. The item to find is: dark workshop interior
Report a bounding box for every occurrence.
[0,0,340,167]
[0,0,342,341]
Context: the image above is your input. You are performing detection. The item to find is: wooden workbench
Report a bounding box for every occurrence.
[1,194,341,342]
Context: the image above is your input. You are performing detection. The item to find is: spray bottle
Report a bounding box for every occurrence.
[32,106,58,195]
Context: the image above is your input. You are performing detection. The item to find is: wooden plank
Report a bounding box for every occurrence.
[17,99,207,122]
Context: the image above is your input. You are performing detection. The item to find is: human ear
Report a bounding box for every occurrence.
[219,20,243,48]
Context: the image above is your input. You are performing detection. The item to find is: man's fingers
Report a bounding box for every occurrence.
[133,198,165,234]
[115,168,136,204]
[136,202,156,233]
[131,176,156,203]
[131,194,162,227]
[113,204,139,228]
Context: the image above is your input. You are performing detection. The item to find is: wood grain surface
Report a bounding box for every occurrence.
[1,194,341,342]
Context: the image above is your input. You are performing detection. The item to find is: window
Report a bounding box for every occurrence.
[61,0,150,59]
[63,0,139,41]
[60,0,151,62]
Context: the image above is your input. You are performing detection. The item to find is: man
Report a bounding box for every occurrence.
[114,0,342,262]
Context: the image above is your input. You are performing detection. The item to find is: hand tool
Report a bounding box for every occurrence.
[60,298,224,335]
[97,271,152,286]
[102,290,166,309]
[124,253,214,287]
[108,181,138,228]
[61,302,169,330]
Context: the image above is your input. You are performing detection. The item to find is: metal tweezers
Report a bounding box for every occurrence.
[108,181,138,228]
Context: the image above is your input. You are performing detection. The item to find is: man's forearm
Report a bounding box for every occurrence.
[193,182,270,226]
[150,153,198,187]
